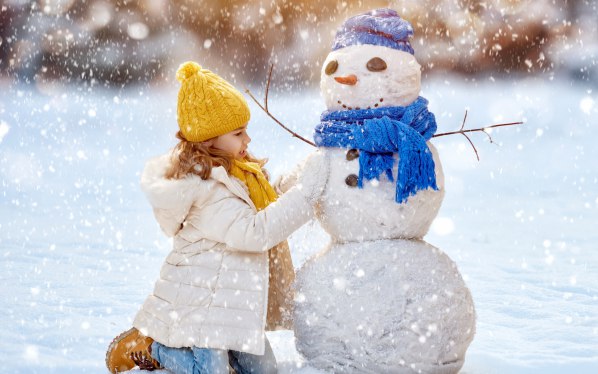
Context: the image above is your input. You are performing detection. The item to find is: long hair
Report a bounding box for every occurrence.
[165,131,268,180]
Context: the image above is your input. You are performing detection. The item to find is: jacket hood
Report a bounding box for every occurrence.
[140,153,213,237]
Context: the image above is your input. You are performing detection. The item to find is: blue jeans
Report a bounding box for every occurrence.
[150,339,277,374]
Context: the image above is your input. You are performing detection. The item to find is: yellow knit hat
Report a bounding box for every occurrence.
[176,61,250,142]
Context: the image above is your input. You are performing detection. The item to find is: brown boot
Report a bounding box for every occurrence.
[105,327,161,373]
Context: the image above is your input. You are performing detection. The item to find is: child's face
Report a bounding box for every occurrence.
[211,125,251,159]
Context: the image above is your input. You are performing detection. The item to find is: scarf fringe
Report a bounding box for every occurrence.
[396,147,438,203]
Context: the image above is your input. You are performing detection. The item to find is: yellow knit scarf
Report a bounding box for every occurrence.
[231,159,294,331]
[229,159,278,210]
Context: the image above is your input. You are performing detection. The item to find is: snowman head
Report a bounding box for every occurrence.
[321,8,421,111]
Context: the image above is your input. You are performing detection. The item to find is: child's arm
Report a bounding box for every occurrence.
[197,151,328,252]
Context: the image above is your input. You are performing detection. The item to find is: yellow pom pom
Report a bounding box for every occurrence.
[176,61,201,82]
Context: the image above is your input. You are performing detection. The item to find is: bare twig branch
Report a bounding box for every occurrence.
[245,64,317,147]
[264,64,273,112]
[433,122,523,138]
[462,133,480,161]
[455,110,481,160]
[432,111,523,161]
[482,130,494,144]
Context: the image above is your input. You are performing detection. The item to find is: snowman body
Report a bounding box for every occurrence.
[293,19,475,373]
[313,145,444,243]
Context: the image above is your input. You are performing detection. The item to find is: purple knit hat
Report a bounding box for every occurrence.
[331,8,414,54]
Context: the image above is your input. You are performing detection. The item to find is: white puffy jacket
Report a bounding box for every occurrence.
[133,154,313,355]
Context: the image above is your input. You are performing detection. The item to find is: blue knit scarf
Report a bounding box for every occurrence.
[314,96,438,203]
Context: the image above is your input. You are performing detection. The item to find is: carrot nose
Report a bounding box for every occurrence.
[334,74,358,85]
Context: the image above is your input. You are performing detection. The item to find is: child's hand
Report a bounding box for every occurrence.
[295,150,329,204]
[273,159,303,194]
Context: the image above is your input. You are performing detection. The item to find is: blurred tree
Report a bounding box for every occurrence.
[0,0,593,88]
[398,0,569,76]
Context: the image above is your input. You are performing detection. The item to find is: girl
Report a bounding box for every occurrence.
[106,61,327,373]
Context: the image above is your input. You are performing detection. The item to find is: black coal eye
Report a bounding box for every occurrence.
[366,57,387,72]
[325,60,338,75]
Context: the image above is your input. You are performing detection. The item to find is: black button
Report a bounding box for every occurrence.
[345,174,358,187]
[346,149,359,161]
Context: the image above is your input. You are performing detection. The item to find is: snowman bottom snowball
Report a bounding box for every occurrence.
[294,239,476,374]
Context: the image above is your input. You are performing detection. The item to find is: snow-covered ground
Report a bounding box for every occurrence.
[1,76,597,373]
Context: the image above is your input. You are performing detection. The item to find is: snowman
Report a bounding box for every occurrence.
[282,9,476,373]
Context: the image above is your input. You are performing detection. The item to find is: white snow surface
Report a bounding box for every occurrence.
[1,77,597,373]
